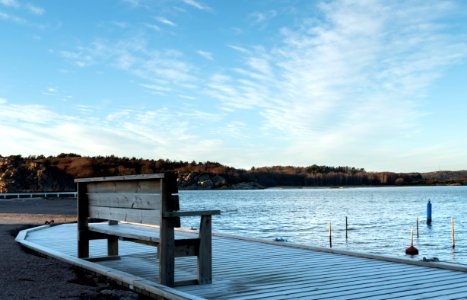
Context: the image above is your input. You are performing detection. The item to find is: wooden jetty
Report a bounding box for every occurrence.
[17,223,467,299]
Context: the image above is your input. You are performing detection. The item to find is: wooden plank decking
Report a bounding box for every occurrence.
[16,224,467,299]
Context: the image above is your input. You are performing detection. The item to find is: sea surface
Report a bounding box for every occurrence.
[179,186,467,266]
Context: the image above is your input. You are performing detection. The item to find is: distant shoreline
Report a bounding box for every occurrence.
[180,183,466,191]
[1,183,464,195]
[1,155,466,192]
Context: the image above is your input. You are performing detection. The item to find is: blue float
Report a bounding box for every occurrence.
[427,200,432,225]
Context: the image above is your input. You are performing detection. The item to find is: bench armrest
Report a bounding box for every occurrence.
[163,210,221,218]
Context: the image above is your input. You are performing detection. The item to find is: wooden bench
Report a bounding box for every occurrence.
[75,173,220,287]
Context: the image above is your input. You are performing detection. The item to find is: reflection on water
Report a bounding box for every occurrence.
[179,186,467,266]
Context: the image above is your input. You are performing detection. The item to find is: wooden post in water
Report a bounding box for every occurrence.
[416,216,419,239]
[345,216,348,241]
[329,222,332,248]
[452,216,455,249]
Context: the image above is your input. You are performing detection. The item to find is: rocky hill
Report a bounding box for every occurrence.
[0,156,75,193]
[0,154,465,193]
[0,154,255,192]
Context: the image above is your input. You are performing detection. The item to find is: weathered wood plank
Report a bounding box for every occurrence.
[426,289,467,300]
[203,262,446,297]
[88,223,195,240]
[88,192,161,209]
[376,280,467,300]
[89,206,161,225]
[86,180,162,194]
[75,173,166,183]
[212,231,467,273]
[181,260,442,297]
[89,223,160,242]
[163,210,221,217]
[256,269,467,299]
[210,255,411,276]
[88,223,199,255]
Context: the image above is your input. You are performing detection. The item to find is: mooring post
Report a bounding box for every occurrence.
[405,225,419,255]
[329,222,332,248]
[427,200,432,225]
[452,216,455,249]
[416,216,419,239]
[345,216,348,241]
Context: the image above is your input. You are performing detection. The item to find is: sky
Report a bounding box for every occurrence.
[1,0,467,172]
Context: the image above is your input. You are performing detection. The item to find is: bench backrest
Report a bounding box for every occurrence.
[75,173,180,226]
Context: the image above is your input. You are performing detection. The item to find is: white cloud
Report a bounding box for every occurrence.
[155,16,176,27]
[121,0,141,8]
[204,0,467,169]
[249,10,277,25]
[76,105,94,114]
[228,45,250,54]
[34,0,466,171]
[183,0,211,11]
[0,0,18,8]
[231,27,243,35]
[0,11,26,23]
[140,83,172,94]
[60,42,106,68]
[110,21,127,29]
[196,50,213,60]
[145,23,160,31]
[25,3,44,15]
[0,1,44,23]
[43,87,57,95]
[106,110,131,122]
[215,121,248,139]
[60,38,198,97]
[0,101,225,162]
[177,109,222,122]
[0,102,58,124]
[246,56,273,78]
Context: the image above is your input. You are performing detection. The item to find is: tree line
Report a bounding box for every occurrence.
[0,154,465,192]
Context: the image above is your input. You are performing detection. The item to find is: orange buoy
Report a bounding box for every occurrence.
[405,245,419,255]
[405,226,419,255]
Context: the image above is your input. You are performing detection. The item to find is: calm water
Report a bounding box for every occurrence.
[179,186,467,266]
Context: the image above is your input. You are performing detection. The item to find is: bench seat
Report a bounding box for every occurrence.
[88,222,197,244]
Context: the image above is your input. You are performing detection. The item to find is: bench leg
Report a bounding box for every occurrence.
[107,237,119,256]
[159,218,175,287]
[78,230,90,258]
[77,182,90,258]
[107,220,119,256]
[198,215,213,284]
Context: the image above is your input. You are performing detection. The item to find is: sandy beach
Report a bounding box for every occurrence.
[0,198,139,299]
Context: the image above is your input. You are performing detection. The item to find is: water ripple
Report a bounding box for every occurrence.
[180,186,467,265]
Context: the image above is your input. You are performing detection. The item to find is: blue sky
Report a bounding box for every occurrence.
[1,0,467,172]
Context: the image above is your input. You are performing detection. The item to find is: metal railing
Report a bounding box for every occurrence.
[0,192,77,199]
